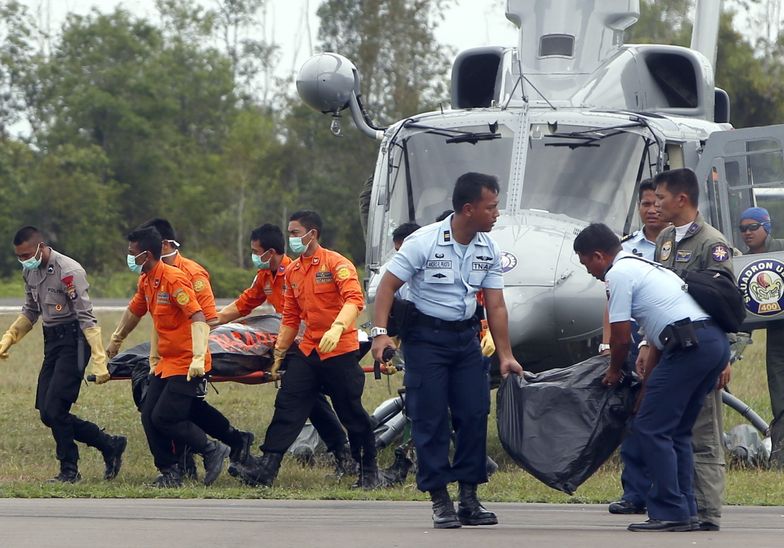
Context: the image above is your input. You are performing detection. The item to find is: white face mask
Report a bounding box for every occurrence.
[160,240,180,259]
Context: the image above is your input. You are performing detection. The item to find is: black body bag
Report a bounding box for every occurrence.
[679,268,746,333]
[496,355,638,494]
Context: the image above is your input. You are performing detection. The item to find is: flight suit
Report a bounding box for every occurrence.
[260,246,374,468]
[21,250,118,472]
[654,213,733,527]
[129,260,214,471]
[231,255,348,453]
[750,237,784,466]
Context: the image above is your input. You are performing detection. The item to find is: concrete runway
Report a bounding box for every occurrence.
[0,499,782,548]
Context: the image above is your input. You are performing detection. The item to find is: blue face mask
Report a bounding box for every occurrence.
[19,243,43,270]
[127,251,147,274]
[289,230,313,256]
[251,251,271,270]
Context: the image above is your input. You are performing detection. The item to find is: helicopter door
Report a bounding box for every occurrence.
[694,124,784,327]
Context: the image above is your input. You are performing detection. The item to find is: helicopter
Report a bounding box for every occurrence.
[295,0,784,373]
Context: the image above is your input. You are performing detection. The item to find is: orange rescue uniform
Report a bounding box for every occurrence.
[171,252,218,321]
[128,260,211,378]
[282,247,364,360]
[234,255,292,315]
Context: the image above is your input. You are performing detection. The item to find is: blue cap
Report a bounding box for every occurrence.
[740,207,771,233]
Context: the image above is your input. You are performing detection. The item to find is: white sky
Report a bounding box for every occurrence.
[26,0,520,83]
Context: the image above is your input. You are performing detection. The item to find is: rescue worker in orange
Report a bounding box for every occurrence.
[236,211,379,488]
[216,224,353,474]
[108,218,254,476]
[125,226,229,487]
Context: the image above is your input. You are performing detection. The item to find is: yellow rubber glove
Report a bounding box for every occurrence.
[217,301,242,325]
[106,308,141,358]
[150,329,160,374]
[480,330,496,357]
[0,315,33,359]
[83,326,110,384]
[271,325,297,380]
[318,303,360,353]
[187,321,209,381]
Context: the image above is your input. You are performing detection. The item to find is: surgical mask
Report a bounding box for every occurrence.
[251,251,272,270]
[19,243,43,270]
[127,251,147,274]
[160,240,180,259]
[289,230,313,256]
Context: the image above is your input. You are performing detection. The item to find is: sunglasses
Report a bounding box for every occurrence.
[738,222,763,233]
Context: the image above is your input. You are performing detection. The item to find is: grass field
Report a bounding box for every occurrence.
[0,312,782,504]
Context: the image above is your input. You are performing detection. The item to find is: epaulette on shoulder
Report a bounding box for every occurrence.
[620,233,634,243]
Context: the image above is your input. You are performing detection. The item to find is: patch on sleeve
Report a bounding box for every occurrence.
[61,275,77,300]
[193,279,206,292]
[174,288,191,306]
[336,265,351,281]
[711,243,730,263]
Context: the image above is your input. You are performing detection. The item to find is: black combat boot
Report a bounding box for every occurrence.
[48,462,81,484]
[102,435,128,481]
[457,482,498,526]
[229,430,255,465]
[352,460,382,490]
[202,440,231,486]
[429,487,461,529]
[181,447,198,480]
[331,445,357,479]
[152,465,183,488]
[238,452,283,487]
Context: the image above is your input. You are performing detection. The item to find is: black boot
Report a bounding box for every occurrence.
[457,482,498,526]
[331,445,358,479]
[152,466,183,488]
[181,446,198,480]
[48,462,81,484]
[229,430,255,465]
[202,440,230,486]
[352,461,381,490]
[430,487,461,529]
[101,435,128,481]
[238,452,283,487]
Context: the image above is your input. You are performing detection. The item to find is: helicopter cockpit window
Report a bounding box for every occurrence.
[720,137,784,240]
[384,124,514,255]
[521,124,650,233]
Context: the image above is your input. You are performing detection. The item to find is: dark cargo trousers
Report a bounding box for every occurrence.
[141,374,211,471]
[37,322,113,468]
[766,322,784,466]
[402,322,490,492]
[260,350,374,465]
[635,323,729,522]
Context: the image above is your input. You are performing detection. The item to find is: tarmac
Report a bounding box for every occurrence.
[0,499,782,548]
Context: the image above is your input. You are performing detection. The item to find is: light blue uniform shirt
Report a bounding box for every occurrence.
[621,229,656,261]
[387,214,504,321]
[606,251,709,350]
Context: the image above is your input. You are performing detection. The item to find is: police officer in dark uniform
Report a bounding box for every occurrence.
[0,226,127,483]
[372,172,523,529]
[650,168,733,531]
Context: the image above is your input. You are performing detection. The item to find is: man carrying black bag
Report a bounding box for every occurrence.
[575,223,729,532]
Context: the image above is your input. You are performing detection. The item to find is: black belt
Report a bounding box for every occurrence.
[413,312,478,331]
[692,320,715,330]
[43,321,80,338]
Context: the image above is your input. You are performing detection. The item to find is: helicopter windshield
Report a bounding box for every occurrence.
[386,123,515,230]
[522,124,650,232]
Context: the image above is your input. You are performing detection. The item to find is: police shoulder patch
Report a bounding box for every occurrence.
[174,288,190,305]
[711,243,731,263]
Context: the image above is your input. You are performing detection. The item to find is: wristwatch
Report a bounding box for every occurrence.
[598,343,611,353]
[370,326,388,338]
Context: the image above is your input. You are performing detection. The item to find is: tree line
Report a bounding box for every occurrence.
[0,0,782,296]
